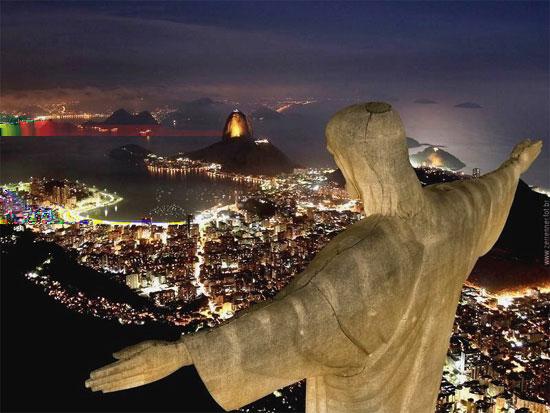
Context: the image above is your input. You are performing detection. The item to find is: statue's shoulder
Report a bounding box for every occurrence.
[319,214,422,276]
[326,214,419,256]
[278,215,421,297]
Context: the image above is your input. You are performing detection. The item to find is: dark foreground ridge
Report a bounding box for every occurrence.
[0,227,221,412]
[1,228,304,412]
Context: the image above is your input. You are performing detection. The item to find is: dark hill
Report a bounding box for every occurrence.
[409,146,466,170]
[494,179,548,263]
[464,178,549,290]
[109,144,152,163]
[469,249,549,294]
[252,106,283,121]
[243,197,278,219]
[104,108,133,124]
[134,111,158,125]
[187,138,297,176]
[407,137,422,148]
[102,109,158,125]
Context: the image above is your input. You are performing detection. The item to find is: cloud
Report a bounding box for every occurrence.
[454,102,483,109]
[414,99,438,104]
[1,12,389,110]
[3,12,411,93]
[1,4,547,113]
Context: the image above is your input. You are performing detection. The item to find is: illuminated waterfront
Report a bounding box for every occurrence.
[0,136,248,222]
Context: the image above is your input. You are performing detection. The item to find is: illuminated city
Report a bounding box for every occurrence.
[1,1,549,412]
[2,159,549,411]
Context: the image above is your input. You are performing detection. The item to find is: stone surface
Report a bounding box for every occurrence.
[87,102,542,413]
[365,101,392,114]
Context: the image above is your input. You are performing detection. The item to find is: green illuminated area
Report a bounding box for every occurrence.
[0,114,31,136]
[0,123,21,136]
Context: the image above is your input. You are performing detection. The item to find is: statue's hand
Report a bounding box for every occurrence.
[510,139,543,174]
[85,339,192,393]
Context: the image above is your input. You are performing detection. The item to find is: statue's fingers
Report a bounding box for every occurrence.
[98,369,168,393]
[511,139,532,157]
[89,370,145,392]
[86,365,143,389]
[89,365,168,392]
[90,360,124,379]
[113,340,156,360]
[96,374,148,393]
[90,355,146,379]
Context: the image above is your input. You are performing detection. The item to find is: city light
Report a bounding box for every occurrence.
[1,165,548,410]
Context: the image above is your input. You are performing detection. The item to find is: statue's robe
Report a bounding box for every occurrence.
[184,160,520,412]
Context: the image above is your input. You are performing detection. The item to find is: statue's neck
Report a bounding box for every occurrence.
[359,166,425,219]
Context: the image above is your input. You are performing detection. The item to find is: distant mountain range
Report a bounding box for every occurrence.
[79,106,220,137]
[84,109,158,126]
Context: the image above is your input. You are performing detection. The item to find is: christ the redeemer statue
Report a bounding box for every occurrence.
[86,102,542,412]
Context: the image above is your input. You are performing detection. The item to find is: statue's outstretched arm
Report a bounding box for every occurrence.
[181,282,366,411]
[477,139,542,255]
[87,282,365,410]
[448,139,542,256]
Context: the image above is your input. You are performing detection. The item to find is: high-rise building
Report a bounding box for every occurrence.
[472,168,481,179]
[51,183,70,205]
[126,273,141,289]
[30,177,44,197]
[186,214,194,237]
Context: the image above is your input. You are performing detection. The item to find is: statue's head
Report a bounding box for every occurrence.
[326,102,423,217]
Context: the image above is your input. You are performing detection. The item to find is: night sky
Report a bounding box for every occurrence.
[2,1,547,104]
[1,1,548,185]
